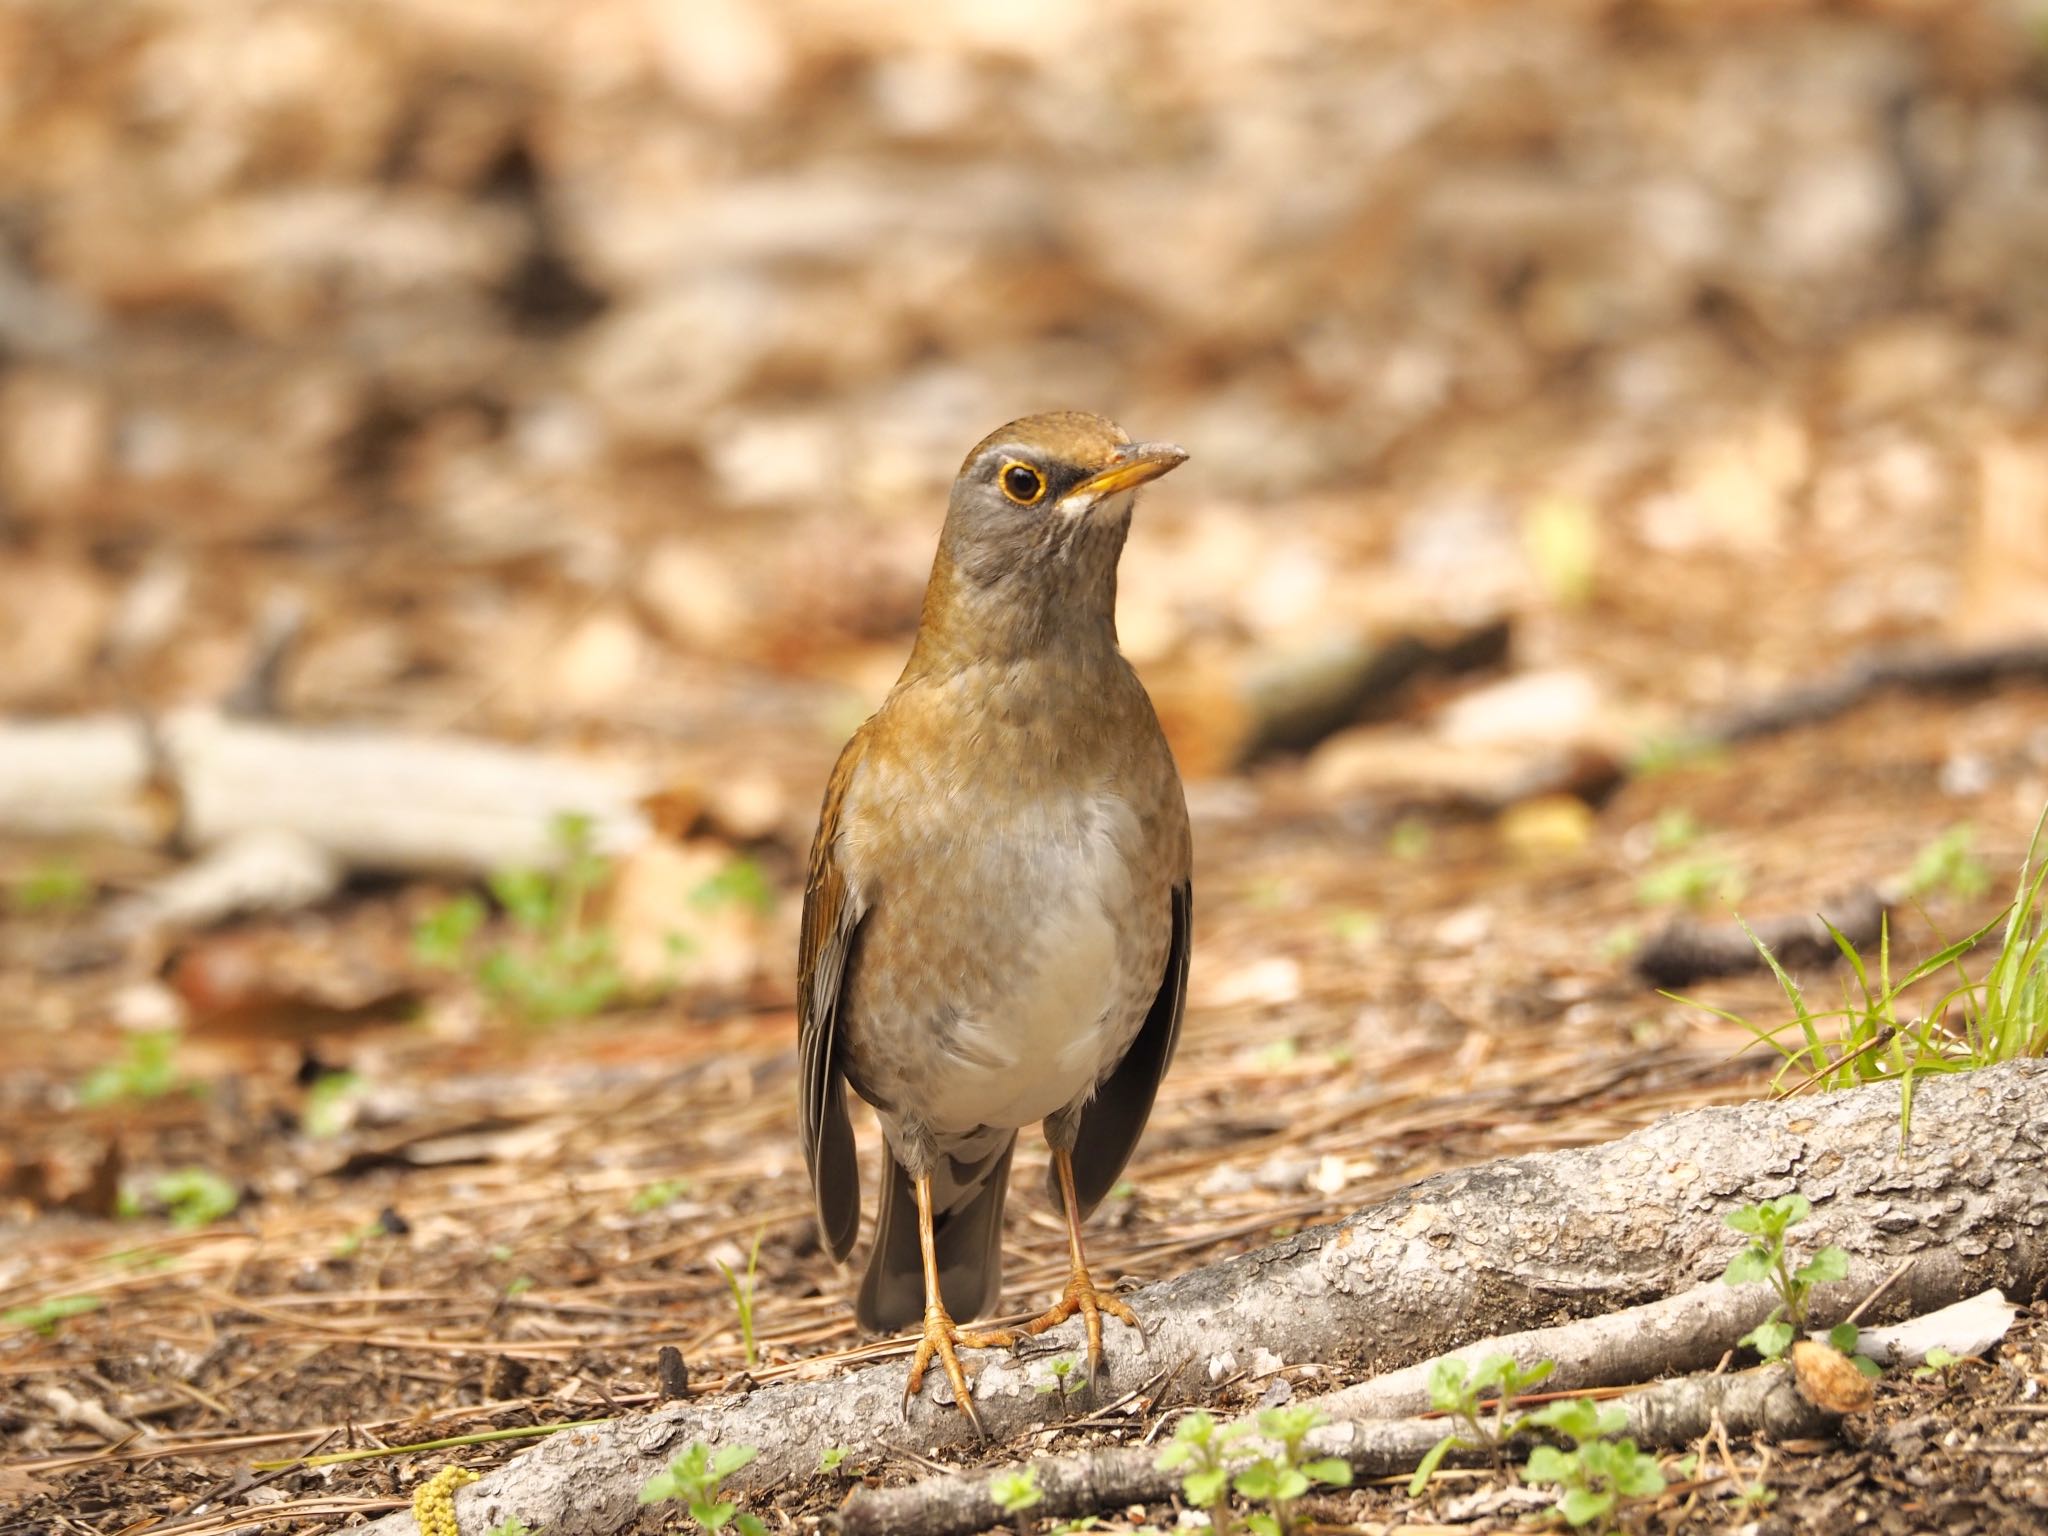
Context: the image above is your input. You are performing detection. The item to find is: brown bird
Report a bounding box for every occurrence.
[798,411,1192,1433]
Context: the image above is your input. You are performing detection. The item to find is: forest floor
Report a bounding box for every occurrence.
[6,3,2048,1530]
[5,669,2047,1534]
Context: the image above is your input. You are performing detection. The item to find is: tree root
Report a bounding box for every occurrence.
[347,1061,2048,1536]
[835,1361,1832,1536]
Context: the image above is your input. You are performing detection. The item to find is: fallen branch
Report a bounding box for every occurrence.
[344,1062,2048,1536]
[835,1361,1832,1536]
[1632,887,1888,989]
[0,711,649,877]
[1702,640,2048,745]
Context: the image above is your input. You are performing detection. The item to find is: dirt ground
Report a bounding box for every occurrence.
[4,678,2046,1534]
[5,0,2048,1532]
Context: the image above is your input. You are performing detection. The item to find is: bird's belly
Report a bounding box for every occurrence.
[924,888,1130,1134]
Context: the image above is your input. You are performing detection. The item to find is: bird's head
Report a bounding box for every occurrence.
[918,411,1187,663]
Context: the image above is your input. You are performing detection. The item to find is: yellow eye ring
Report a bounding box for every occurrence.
[999,460,1047,506]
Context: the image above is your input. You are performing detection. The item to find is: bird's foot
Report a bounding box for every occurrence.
[903,1305,1000,1438]
[975,1269,1143,1392]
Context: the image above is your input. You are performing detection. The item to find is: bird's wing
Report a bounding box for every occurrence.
[1065,880,1191,1218]
[798,730,867,1262]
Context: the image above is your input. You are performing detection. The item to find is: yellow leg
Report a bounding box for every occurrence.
[974,1148,1143,1390]
[900,1170,992,1437]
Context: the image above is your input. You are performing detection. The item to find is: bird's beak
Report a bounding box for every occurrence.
[1063,442,1189,504]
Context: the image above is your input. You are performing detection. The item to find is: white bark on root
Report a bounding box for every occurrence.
[835,1359,1834,1536]
[352,1061,2048,1536]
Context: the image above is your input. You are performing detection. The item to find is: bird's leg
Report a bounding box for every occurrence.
[975,1147,1142,1391]
[901,1170,990,1438]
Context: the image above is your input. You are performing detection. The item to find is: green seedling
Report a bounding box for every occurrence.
[78,1029,187,1107]
[119,1168,239,1229]
[1913,1345,1963,1385]
[414,813,627,1026]
[818,1446,852,1474]
[638,1442,764,1535]
[692,857,776,916]
[1388,817,1433,861]
[1521,1398,1667,1530]
[1650,808,1704,853]
[1903,825,1992,902]
[1232,1405,1352,1536]
[486,1521,537,1536]
[990,1467,1044,1518]
[1628,732,1728,779]
[1407,1353,1555,1496]
[1036,1356,1078,1403]
[8,857,91,915]
[715,1227,764,1370]
[302,1071,361,1138]
[1157,1405,1351,1536]
[1637,855,1744,910]
[1329,909,1383,949]
[2,1294,104,1337]
[631,1178,693,1214]
[1720,1196,1851,1362]
[1157,1411,1239,1534]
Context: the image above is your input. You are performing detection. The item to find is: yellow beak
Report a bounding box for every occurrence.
[1063,442,1189,502]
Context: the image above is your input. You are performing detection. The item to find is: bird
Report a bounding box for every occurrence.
[798,410,1192,1435]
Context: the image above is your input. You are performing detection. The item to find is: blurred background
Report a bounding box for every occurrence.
[5,0,2048,1525]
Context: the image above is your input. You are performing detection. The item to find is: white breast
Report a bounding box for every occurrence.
[926,794,1139,1133]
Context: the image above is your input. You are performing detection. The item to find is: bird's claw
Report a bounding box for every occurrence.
[902,1306,994,1439]
[977,1269,1144,1394]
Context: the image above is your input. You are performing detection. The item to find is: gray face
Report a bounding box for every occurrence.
[941,440,1137,592]
[915,412,1187,662]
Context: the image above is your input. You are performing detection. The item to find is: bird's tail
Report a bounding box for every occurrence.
[856,1135,1016,1333]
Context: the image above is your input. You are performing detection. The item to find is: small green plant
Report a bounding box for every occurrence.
[1522,1398,1668,1530]
[1914,1345,1962,1384]
[77,1029,186,1107]
[1,1294,104,1337]
[692,856,776,915]
[1720,1196,1848,1361]
[1036,1356,1078,1403]
[8,857,91,915]
[1251,1038,1299,1071]
[1678,807,2048,1138]
[414,813,626,1026]
[1629,732,1727,778]
[631,1178,693,1214]
[990,1467,1044,1518]
[1598,925,1640,962]
[301,1070,361,1138]
[1903,825,1992,902]
[119,1168,240,1229]
[1637,855,1744,910]
[1157,1406,1350,1536]
[817,1446,852,1474]
[1388,817,1432,861]
[638,1442,764,1535]
[1157,1411,1239,1533]
[486,1520,537,1536]
[1329,908,1382,945]
[1407,1353,1556,1495]
[1649,808,1704,853]
[715,1228,765,1370]
[1231,1405,1352,1536]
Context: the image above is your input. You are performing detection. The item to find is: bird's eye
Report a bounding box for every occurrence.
[999,461,1047,505]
